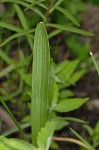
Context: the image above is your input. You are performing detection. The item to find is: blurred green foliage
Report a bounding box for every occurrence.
[0,1,97,149]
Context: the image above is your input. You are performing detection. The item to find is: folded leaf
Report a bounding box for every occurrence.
[31,22,50,146]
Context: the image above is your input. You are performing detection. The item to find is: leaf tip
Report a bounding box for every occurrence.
[90,51,93,56]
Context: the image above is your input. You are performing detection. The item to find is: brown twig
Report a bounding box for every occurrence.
[52,136,89,149]
[44,0,54,23]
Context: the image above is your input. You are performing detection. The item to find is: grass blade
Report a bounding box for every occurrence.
[14,4,33,50]
[0,21,23,32]
[0,50,13,64]
[90,51,99,75]
[3,122,30,137]
[14,4,29,30]
[46,23,94,36]
[50,0,64,13]
[24,0,46,11]
[0,98,25,140]
[70,128,95,150]
[0,0,45,19]
[48,29,62,38]
[56,6,80,27]
[0,29,35,47]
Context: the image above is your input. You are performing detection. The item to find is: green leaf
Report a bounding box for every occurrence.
[59,90,74,99]
[24,0,46,11]
[90,51,99,75]
[94,121,99,133]
[24,0,46,4]
[0,64,15,78]
[0,98,25,140]
[0,50,13,64]
[66,35,90,61]
[57,59,79,83]
[70,128,95,150]
[3,122,30,137]
[50,117,69,131]
[0,136,14,150]
[0,136,36,150]
[14,4,29,29]
[22,74,32,86]
[14,4,33,50]
[8,138,36,150]
[0,0,45,19]
[65,117,88,124]
[55,60,68,74]
[46,23,94,36]
[56,6,80,26]
[38,3,48,10]
[83,124,94,136]
[37,118,68,150]
[69,70,86,85]
[55,98,89,112]
[61,70,86,88]
[48,78,59,112]
[48,29,62,38]
[92,121,99,147]
[37,121,55,150]
[0,57,31,78]
[0,21,23,32]
[0,29,35,47]
[31,22,50,146]
[50,0,64,13]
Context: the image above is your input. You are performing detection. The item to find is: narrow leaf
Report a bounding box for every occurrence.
[61,70,86,88]
[90,51,99,75]
[50,0,64,13]
[55,60,68,74]
[0,98,25,140]
[0,0,45,19]
[56,7,80,26]
[57,59,79,83]
[14,4,33,50]
[3,122,30,137]
[70,128,95,150]
[24,0,46,11]
[0,29,35,47]
[31,22,50,146]
[46,23,94,36]
[0,21,23,32]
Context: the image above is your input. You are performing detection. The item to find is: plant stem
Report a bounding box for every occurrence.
[44,0,54,23]
[0,98,25,140]
[52,137,90,150]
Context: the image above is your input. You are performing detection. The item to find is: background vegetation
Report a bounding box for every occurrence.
[0,0,99,150]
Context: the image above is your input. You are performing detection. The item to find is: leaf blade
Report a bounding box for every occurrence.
[55,98,89,112]
[56,6,80,26]
[31,22,50,146]
[46,23,94,36]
